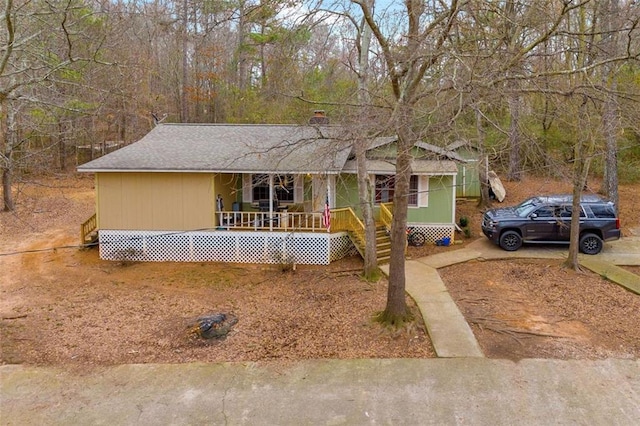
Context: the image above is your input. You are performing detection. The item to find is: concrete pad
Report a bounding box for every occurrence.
[602,236,640,265]
[2,359,639,425]
[468,236,640,265]
[598,254,640,266]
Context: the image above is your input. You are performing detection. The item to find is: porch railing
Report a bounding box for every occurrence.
[330,207,366,255]
[379,202,393,230]
[80,213,97,245]
[217,210,329,232]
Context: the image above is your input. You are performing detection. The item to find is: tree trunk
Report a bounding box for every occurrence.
[1,103,17,211]
[355,139,378,279]
[506,90,522,181]
[602,91,619,209]
[180,0,189,123]
[355,8,378,280]
[380,106,412,324]
[475,107,492,209]
[600,0,620,209]
[58,121,67,171]
[564,97,593,270]
[2,166,13,212]
[235,1,248,91]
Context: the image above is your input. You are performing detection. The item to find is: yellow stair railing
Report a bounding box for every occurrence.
[332,206,394,263]
[379,202,393,231]
[331,207,366,256]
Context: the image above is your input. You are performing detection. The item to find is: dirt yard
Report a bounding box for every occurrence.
[1,173,639,366]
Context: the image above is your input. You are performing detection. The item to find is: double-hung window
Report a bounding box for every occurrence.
[375,175,419,206]
[250,174,295,203]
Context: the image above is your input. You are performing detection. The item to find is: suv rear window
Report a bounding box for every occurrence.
[589,204,616,218]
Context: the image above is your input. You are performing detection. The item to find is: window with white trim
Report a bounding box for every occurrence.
[243,174,302,204]
[375,175,419,206]
[251,174,295,203]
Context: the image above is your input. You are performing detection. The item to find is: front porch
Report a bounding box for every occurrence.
[88,208,360,265]
[81,205,455,265]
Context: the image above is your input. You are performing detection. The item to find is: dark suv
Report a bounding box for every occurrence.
[481,194,621,254]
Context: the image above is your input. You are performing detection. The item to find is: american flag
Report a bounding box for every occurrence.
[322,190,331,231]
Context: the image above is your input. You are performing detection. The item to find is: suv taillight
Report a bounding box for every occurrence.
[616,218,620,229]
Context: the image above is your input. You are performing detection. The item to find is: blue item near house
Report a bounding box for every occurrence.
[435,237,451,246]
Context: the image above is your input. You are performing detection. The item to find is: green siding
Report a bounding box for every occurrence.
[456,161,481,198]
[335,174,361,213]
[454,147,481,198]
[336,174,454,225]
[408,175,454,223]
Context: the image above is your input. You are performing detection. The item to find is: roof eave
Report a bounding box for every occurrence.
[77,168,343,174]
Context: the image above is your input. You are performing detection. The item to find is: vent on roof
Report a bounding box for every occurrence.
[309,110,329,125]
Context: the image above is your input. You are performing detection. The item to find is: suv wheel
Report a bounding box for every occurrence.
[499,231,522,251]
[579,233,603,255]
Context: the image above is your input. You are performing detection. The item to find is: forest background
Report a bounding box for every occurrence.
[1,0,639,194]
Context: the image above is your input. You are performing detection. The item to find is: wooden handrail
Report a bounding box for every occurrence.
[216,208,369,245]
[217,210,328,232]
[331,207,366,251]
[379,203,393,231]
[80,213,97,244]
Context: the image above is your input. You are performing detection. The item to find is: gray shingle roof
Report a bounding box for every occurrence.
[341,159,457,174]
[78,123,458,176]
[77,124,353,174]
[414,142,469,162]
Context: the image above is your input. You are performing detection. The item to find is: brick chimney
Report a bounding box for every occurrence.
[309,110,329,125]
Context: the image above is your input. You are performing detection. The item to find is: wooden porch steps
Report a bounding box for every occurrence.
[348,225,392,265]
[83,231,99,245]
[80,213,98,246]
[376,226,392,264]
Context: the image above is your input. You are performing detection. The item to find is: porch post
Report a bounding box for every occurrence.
[451,174,456,226]
[327,178,331,233]
[269,174,274,231]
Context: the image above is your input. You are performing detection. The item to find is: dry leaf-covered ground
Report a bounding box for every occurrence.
[0,175,433,366]
[441,258,640,360]
[1,173,639,366]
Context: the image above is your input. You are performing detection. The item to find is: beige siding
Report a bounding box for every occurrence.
[213,174,237,211]
[97,172,214,230]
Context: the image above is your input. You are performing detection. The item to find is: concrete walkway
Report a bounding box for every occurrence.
[381,235,640,358]
[2,236,639,425]
[380,259,483,358]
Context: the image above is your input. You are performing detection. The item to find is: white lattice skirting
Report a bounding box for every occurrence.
[98,230,357,265]
[407,224,456,243]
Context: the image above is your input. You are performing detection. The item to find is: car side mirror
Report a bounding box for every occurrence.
[530,213,538,219]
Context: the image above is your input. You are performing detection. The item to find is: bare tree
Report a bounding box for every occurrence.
[599,0,622,208]
[565,96,596,270]
[1,0,108,210]
[354,0,379,280]
[347,0,639,320]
